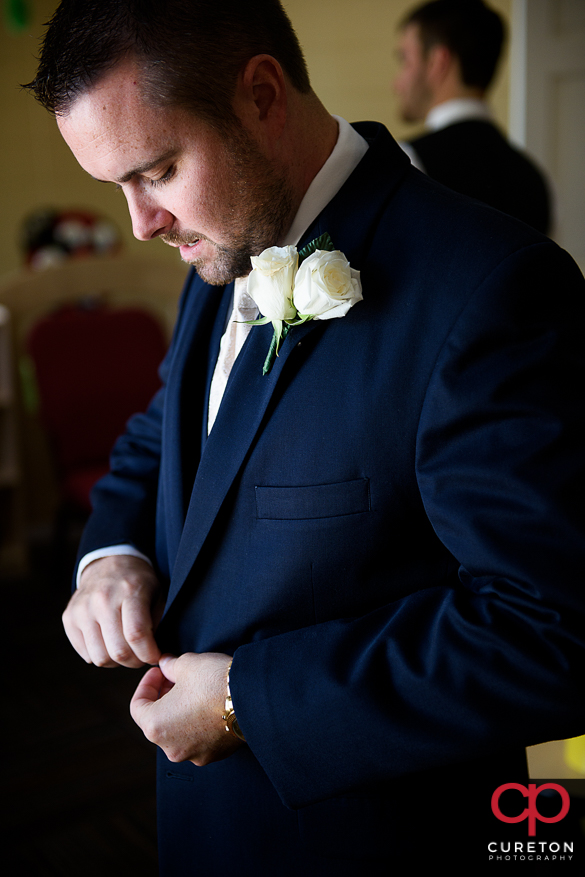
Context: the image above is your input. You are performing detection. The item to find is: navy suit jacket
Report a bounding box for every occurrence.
[79,123,585,873]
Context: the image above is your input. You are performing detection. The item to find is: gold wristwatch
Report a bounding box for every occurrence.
[222,662,246,742]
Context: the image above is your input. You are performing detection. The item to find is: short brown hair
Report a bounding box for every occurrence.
[25,0,312,132]
[403,0,505,91]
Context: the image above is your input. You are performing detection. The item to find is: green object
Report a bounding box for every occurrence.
[298,232,335,265]
[5,0,30,33]
[262,322,289,376]
[18,354,39,414]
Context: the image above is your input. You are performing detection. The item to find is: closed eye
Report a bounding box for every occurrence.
[149,166,175,188]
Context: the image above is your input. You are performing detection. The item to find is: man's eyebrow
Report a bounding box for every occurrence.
[92,148,178,184]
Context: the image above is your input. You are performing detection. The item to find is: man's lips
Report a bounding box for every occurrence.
[160,234,204,259]
[161,233,226,263]
[162,238,199,248]
[179,240,201,258]
[161,232,202,248]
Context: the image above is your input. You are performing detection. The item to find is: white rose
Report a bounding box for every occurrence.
[293,250,362,320]
[247,245,298,321]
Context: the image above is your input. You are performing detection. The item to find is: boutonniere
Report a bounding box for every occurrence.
[246,233,363,375]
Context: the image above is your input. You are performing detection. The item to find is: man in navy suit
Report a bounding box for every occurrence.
[28,1,585,872]
[394,0,551,233]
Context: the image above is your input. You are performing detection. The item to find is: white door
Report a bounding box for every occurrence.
[510,0,585,779]
[509,0,585,273]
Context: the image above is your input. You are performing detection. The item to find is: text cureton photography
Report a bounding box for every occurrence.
[487,780,585,866]
[488,841,574,862]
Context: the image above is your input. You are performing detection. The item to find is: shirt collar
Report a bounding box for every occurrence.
[425,98,493,132]
[282,116,369,246]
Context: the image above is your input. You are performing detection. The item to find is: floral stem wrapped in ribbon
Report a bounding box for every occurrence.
[246,233,363,375]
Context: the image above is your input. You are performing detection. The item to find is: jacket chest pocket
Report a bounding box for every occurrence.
[255,478,370,520]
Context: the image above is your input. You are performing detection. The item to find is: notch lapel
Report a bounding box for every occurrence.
[157,274,230,572]
[164,314,320,613]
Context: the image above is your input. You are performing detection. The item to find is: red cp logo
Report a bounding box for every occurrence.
[492,783,570,836]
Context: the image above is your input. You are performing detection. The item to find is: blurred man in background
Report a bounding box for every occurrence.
[394,0,551,232]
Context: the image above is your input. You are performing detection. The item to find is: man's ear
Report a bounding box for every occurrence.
[426,43,453,87]
[234,54,287,138]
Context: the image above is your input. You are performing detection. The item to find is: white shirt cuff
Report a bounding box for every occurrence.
[76,545,153,588]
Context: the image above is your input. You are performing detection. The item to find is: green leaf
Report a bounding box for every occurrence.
[287,314,314,326]
[298,232,335,266]
[240,315,271,326]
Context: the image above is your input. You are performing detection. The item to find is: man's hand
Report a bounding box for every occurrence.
[130,652,242,766]
[63,555,163,668]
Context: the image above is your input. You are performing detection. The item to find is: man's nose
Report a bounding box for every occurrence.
[125,190,173,241]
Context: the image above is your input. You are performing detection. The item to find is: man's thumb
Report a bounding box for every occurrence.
[158,653,178,682]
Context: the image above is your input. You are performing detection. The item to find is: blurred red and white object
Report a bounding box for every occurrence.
[20,208,121,270]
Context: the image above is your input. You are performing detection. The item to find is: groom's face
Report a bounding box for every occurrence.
[57,62,294,285]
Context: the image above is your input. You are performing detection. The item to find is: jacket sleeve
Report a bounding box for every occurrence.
[230,240,585,809]
[74,269,198,575]
[74,372,166,569]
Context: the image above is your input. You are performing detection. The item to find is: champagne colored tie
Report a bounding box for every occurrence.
[207,277,258,433]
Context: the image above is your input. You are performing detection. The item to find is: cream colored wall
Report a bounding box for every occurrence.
[285,0,511,139]
[1,0,511,278]
[0,0,180,277]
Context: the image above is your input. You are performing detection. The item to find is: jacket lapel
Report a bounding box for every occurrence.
[165,312,320,612]
[157,273,229,572]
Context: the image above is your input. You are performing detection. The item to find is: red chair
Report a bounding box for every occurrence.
[27,302,167,514]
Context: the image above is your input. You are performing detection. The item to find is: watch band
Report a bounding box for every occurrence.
[222,661,246,742]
